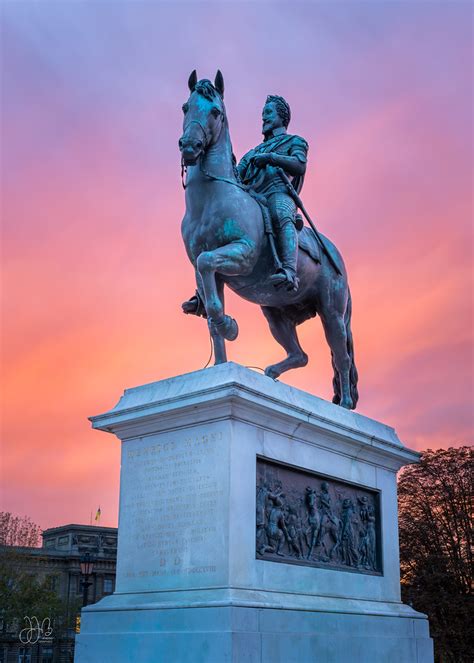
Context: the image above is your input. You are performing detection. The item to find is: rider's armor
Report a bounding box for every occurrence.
[238,130,308,290]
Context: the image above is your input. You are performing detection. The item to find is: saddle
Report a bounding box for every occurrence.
[298,226,322,263]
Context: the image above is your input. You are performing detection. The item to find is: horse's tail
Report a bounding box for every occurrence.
[331,288,359,408]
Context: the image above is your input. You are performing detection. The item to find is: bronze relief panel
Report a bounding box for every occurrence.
[256,457,382,575]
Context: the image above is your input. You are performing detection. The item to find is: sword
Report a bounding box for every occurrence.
[275,167,342,276]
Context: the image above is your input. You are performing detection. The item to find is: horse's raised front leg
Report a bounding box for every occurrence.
[261,306,308,379]
[196,242,254,341]
[209,278,227,364]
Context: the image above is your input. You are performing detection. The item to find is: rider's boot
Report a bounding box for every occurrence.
[269,221,299,291]
[181,290,207,318]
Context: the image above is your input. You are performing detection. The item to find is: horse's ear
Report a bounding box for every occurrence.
[188,70,198,92]
[215,70,224,98]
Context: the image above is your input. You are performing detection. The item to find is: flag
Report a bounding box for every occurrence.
[95,507,101,523]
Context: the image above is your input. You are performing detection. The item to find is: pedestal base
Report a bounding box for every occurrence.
[76,603,433,663]
[75,363,433,663]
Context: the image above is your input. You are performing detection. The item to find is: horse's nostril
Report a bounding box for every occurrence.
[179,138,184,149]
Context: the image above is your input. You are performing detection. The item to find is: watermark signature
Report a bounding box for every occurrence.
[19,616,53,644]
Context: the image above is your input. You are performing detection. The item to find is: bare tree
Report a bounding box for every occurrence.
[0,513,63,634]
[0,512,41,547]
[398,446,473,663]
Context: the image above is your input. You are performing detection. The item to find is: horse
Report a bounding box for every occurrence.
[179,70,358,409]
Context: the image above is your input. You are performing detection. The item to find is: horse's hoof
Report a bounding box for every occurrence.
[340,398,354,410]
[223,316,238,341]
[265,365,280,380]
[213,315,238,341]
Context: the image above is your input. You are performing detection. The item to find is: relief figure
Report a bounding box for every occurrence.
[305,487,321,560]
[358,497,377,570]
[256,483,270,555]
[256,481,283,555]
[316,481,341,561]
[340,498,359,567]
[286,504,305,559]
[262,495,291,556]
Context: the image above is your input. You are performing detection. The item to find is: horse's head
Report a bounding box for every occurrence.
[179,70,226,166]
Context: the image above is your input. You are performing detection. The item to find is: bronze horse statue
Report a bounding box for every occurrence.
[179,71,358,409]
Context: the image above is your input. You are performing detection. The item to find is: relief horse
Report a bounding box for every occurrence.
[179,70,358,409]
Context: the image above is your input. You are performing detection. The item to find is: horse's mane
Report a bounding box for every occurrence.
[195,79,221,101]
[194,79,238,177]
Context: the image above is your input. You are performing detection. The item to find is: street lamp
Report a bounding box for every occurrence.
[80,552,95,607]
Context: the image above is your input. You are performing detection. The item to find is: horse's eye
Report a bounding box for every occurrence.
[182,104,189,114]
[211,107,221,118]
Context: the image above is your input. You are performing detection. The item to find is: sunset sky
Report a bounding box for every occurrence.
[1,1,472,532]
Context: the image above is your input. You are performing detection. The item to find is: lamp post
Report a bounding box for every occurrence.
[80,552,95,608]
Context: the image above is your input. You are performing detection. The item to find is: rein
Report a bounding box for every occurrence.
[180,116,247,192]
[199,158,248,191]
[181,155,247,192]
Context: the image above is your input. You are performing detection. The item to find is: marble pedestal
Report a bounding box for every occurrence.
[74,362,433,663]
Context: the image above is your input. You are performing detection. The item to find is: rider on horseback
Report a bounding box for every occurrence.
[238,94,308,292]
[179,71,358,410]
[182,93,308,315]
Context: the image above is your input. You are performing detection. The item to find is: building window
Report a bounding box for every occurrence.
[40,647,53,663]
[18,648,32,663]
[103,578,114,594]
[75,575,83,594]
[46,575,58,591]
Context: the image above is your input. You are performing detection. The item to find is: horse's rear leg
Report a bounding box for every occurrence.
[320,311,353,409]
[262,306,308,379]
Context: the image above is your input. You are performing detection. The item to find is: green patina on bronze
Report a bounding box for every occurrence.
[179,71,358,409]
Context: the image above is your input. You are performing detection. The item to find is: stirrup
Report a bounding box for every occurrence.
[269,269,299,292]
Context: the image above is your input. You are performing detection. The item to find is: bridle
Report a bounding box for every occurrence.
[180,109,248,193]
[183,119,211,150]
[180,118,209,189]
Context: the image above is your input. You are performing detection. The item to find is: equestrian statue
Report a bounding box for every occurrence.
[179,70,359,409]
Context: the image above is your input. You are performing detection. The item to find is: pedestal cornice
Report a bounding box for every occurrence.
[89,362,419,471]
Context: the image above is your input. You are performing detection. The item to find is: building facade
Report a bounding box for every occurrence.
[0,524,117,663]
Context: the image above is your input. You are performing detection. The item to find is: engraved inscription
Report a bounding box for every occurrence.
[121,430,224,578]
[256,458,382,575]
